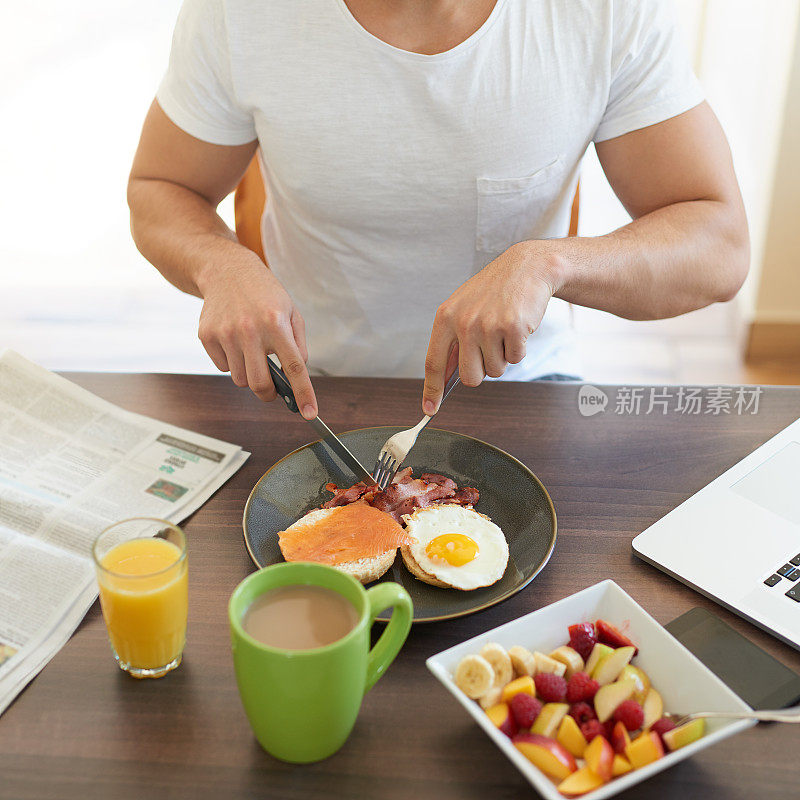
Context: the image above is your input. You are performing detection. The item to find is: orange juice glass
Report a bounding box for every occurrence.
[93,518,188,678]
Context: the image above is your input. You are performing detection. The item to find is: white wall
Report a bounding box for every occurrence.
[755,5,800,323]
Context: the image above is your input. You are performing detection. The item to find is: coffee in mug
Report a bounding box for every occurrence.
[242,585,359,650]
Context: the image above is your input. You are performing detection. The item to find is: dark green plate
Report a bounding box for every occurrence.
[242,427,556,623]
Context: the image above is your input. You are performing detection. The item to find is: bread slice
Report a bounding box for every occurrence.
[336,549,397,584]
[400,546,450,588]
[278,506,401,584]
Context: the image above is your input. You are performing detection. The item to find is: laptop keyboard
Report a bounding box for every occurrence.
[764,553,800,600]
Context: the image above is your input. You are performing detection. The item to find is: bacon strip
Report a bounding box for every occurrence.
[320,469,478,524]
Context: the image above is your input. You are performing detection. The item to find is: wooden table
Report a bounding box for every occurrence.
[1,375,799,800]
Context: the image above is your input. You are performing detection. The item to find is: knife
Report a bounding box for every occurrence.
[266,356,377,485]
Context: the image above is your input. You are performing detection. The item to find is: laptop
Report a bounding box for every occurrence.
[632,416,800,651]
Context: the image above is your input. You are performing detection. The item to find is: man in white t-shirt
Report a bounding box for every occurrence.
[128,0,748,420]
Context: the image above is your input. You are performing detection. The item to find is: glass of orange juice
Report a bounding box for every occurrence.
[92,518,188,678]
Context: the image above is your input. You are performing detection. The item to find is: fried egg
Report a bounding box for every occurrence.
[403,505,509,590]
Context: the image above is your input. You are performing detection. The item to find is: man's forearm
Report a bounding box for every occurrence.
[127,177,262,298]
[535,198,749,320]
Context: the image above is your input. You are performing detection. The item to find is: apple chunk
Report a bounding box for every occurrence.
[512,733,577,780]
[584,643,613,676]
[619,664,650,704]
[593,678,635,722]
[531,702,570,738]
[557,766,605,796]
[662,718,706,751]
[642,688,664,730]
[591,646,636,686]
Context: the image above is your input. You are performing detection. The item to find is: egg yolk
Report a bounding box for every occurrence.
[425,533,479,566]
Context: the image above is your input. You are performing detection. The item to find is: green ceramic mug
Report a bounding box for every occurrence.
[228,562,413,763]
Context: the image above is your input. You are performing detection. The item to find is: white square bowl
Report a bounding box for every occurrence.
[426,580,754,800]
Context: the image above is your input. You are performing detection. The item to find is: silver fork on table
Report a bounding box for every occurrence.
[372,372,461,490]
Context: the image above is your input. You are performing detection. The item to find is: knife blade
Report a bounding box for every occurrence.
[266,356,377,485]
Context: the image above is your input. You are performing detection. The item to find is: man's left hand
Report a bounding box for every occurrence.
[421,240,563,415]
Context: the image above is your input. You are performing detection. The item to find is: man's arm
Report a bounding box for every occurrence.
[422,102,749,414]
[127,100,318,417]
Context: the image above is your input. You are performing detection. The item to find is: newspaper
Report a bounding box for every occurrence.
[0,350,249,714]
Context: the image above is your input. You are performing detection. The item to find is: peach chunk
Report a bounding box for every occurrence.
[557,766,605,796]
[556,714,588,759]
[610,720,631,755]
[584,735,614,782]
[625,731,664,769]
[612,754,633,777]
[501,675,536,704]
[485,702,517,738]
[512,733,577,781]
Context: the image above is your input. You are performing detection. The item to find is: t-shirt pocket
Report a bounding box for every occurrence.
[476,156,564,257]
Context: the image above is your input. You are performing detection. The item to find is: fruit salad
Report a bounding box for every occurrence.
[453,619,706,796]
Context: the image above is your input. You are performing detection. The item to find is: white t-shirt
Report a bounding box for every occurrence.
[157,0,703,380]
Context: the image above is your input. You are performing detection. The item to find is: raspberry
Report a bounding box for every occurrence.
[566,671,600,703]
[568,701,596,725]
[580,719,605,743]
[510,693,543,730]
[651,716,677,745]
[603,719,617,741]
[613,699,644,731]
[534,672,567,703]
[567,622,597,661]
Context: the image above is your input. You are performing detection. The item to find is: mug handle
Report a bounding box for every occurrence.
[363,582,413,692]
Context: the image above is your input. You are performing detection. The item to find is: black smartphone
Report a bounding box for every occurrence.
[665,607,800,709]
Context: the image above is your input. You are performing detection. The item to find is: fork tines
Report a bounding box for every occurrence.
[372,451,398,491]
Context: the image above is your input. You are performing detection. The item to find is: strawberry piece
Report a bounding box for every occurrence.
[568,701,596,725]
[533,672,567,703]
[595,619,638,655]
[566,671,600,703]
[567,622,597,661]
[613,699,644,731]
[580,719,605,743]
[510,693,543,730]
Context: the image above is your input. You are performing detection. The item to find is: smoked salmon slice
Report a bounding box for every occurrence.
[278,502,414,566]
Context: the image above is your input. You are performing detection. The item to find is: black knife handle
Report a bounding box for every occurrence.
[266,357,299,414]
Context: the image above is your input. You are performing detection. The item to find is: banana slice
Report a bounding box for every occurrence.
[480,642,514,687]
[455,654,495,699]
[509,645,537,677]
[478,685,503,709]
[548,646,585,678]
[533,650,567,677]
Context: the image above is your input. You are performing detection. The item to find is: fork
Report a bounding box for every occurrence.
[667,704,800,727]
[372,372,461,489]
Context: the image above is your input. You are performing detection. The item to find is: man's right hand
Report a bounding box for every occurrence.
[127,100,318,419]
[197,257,318,419]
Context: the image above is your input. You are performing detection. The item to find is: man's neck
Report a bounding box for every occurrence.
[342,0,499,55]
